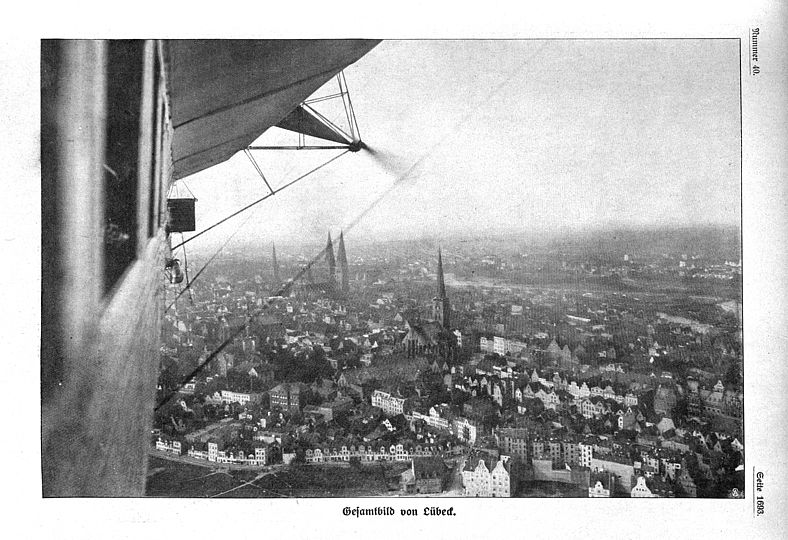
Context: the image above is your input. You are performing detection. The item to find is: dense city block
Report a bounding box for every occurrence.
[149,227,743,498]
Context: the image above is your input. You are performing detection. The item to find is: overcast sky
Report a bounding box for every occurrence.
[179,39,741,252]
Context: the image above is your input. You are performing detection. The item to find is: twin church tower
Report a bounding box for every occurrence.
[271,236,449,326]
[271,232,350,295]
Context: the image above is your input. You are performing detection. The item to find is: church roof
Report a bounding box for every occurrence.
[406,320,447,345]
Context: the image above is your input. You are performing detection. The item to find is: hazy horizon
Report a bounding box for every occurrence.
[190,223,742,259]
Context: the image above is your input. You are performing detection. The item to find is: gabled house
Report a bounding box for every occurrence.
[462,455,512,497]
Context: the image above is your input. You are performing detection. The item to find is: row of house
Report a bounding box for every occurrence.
[531,437,595,468]
[492,427,697,497]
[202,390,264,406]
[186,443,269,466]
[408,405,479,445]
[687,379,743,419]
[304,443,445,464]
[154,438,272,466]
[479,336,529,357]
[155,438,182,455]
[515,373,639,406]
[460,365,642,412]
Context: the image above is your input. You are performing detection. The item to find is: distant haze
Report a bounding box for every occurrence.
[209,224,742,262]
[180,39,741,252]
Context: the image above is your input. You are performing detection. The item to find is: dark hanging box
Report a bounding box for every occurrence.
[167,198,196,232]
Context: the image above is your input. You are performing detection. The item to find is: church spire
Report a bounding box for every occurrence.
[272,243,280,284]
[337,231,349,293]
[437,247,446,298]
[433,248,450,328]
[325,232,336,282]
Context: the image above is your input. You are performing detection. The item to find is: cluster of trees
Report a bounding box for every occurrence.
[269,345,334,383]
[158,350,204,395]
[225,369,269,392]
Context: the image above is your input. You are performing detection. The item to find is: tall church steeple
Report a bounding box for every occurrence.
[436,248,446,297]
[272,243,280,284]
[325,232,336,283]
[336,231,349,293]
[433,248,450,328]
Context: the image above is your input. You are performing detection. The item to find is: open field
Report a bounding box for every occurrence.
[145,456,409,498]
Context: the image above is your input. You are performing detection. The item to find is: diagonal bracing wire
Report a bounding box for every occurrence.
[179,232,194,305]
[167,157,304,310]
[340,71,360,142]
[244,148,274,195]
[166,208,260,313]
[180,179,197,199]
[171,150,350,252]
[155,240,338,411]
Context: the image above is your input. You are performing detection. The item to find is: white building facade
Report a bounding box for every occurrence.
[371,390,406,416]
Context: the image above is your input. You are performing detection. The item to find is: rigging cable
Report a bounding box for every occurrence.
[155,241,333,411]
[341,71,360,142]
[243,148,274,195]
[164,154,320,312]
[180,179,197,199]
[180,232,194,305]
[166,207,260,313]
[171,149,350,252]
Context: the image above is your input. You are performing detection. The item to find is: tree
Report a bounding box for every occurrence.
[450,389,469,410]
[304,388,322,406]
[673,397,689,421]
[722,361,742,389]
[304,346,333,382]
[344,352,362,370]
